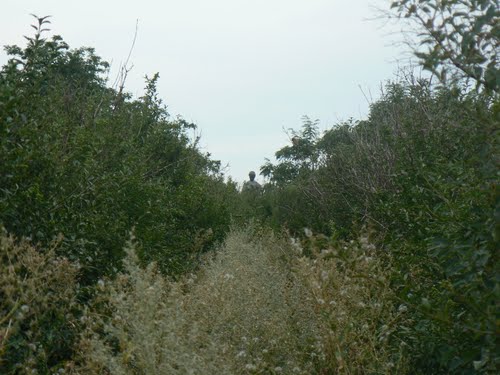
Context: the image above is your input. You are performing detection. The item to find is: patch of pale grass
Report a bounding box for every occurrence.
[187,227,321,374]
[75,227,319,374]
[294,232,409,374]
[75,235,230,374]
[75,226,407,374]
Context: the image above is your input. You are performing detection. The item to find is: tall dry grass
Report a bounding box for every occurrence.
[293,231,408,373]
[73,226,406,374]
[0,229,80,373]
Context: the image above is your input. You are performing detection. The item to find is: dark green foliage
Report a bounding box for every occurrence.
[259,80,499,372]
[390,0,499,93]
[0,16,238,372]
[257,3,499,368]
[368,85,498,373]
[0,16,234,282]
[253,2,499,370]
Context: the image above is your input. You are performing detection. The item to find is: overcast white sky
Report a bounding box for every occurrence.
[1,0,408,183]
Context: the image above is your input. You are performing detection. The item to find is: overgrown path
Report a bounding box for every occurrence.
[79,227,406,374]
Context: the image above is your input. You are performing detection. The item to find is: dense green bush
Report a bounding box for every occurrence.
[259,79,498,372]
[259,76,498,372]
[0,16,235,282]
[0,16,239,373]
[255,3,498,370]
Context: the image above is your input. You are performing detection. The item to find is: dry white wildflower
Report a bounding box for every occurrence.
[245,363,257,370]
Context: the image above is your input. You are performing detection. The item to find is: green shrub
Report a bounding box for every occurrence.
[259,79,498,372]
[0,17,235,283]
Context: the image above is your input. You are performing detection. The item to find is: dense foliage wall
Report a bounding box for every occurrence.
[255,2,499,371]
[0,17,236,283]
[0,17,241,373]
[259,81,498,371]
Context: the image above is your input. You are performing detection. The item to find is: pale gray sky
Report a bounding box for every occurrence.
[1,0,406,183]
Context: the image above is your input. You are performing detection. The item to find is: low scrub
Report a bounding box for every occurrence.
[71,226,404,374]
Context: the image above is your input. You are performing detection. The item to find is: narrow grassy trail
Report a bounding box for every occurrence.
[77,227,405,374]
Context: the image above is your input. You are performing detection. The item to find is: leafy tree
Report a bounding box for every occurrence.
[390,0,499,93]
[258,117,327,233]
[261,116,320,184]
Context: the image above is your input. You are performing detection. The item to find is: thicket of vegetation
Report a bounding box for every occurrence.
[1,0,498,374]
[0,16,235,283]
[251,1,499,372]
[256,78,498,372]
[0,15,238,373]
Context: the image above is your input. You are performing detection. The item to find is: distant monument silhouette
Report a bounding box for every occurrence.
[242,171,262,191]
